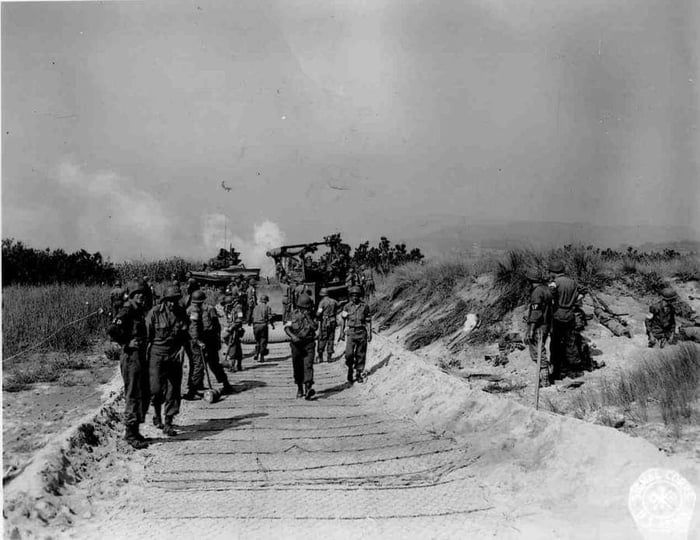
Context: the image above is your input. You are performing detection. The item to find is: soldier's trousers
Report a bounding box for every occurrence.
[550,318,579,377]
[120,346,150,426]
[290,340,315,386]
[253,324,269,359]
[528,329,550,383]
[204,341,229,385]
[149,348,182,418]
[345,329,368,373]
[186,341,206,392]
[225,336,243,363]
[317,323,336,361]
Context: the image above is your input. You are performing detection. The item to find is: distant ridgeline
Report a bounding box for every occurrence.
[2,238,117,286]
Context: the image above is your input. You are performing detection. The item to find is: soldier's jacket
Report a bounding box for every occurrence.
[200,304,221,346]
[528,284,552,329]
[108,300,147,348]
[342,301,370,331]
[186,304,204,342]
[550,275,578,322]
[285,309,318,341]
[252,303,273,325]
[317,297,339,327]
[647,300,675,333]
[145,303,188,353]
[222,304,245,341]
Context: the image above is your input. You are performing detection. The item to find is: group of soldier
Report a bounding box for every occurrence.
[107,273,372,450]
[524,260,689,388]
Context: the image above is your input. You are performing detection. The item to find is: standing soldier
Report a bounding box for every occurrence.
[548,260,580,380]
[361,266,376,301]
[108,279,150,449]
[339,286,372,384]
[316,288,339,363]
[200,293,234,393]
[284,294,318,399]
[145,286,187,436]
[251,295,275,362]
[183,290,207,400]
[645,288,678,348]
[222,296,246,372]
[110,280,126,316]
[239,279,249,326]
[524,268,553,387]
[246,278,258,324]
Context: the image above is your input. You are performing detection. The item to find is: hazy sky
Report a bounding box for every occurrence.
[2,0,699,262]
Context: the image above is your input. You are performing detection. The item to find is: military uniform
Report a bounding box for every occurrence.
[527,284,552,385]
[145,301,187,433]
[645,300,676,348]
[285,307,318,397]
[184,303,207,396]
[201,303,232,390]
[108,298,150,446]
[223,302,245,371]
[549,274,580,378]
[316,296,339,363]
[246,286,258,324]
[252,302,274,362]
[341,299,371,381]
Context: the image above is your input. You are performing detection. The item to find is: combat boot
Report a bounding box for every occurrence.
[162,416,177,437]
[296,384,304,398]
[355,370,365,383]
[347,366,354,384]
[304,382,315,400]
[124,425,148,449]
[152,405,164,429]
[222,381,235,394]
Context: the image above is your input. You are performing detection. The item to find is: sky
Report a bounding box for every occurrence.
[2,0,699,263]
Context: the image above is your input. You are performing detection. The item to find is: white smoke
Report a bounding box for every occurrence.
[201,216,285,276]
[54,160,173,259]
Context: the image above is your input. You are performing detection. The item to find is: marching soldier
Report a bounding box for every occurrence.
[145,285,188,436]
[284,294,318,399]
[316,288,339,363]
[340,286,372,384]
[524,269,553,387]
[200,293,234,393]
[361,266,376,301]
[246,278,258,324]
[645,288,678,348]
[251,294,274,362]
[108,279,151,449]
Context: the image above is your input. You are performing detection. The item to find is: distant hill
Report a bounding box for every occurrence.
[400,219,700,257]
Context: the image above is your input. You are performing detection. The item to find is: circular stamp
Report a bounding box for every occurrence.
[628,468,696,534]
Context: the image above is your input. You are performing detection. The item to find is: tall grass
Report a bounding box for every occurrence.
[2,285,110,358]
[572,344,700,433]
[115,257,205,283]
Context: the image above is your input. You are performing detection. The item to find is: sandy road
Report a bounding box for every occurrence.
[68,342,501,540]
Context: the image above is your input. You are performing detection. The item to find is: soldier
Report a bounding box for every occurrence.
[246,278,258,324]
[145,285,188,436]
[222,296,246,372]
[238,279,249,326]
[361,266,376,301]
[523,268,553,387]
[110,280,126,316]
[200,292,234,393]
[645,288,678,348]
[108,279,151,449]
[181,278,199,309]
[142,276,155,311]
[316,288,339,363]
[183,290,207,400]
[340,286,372,384]
[251,294,275,362]
[284,294,318,399]
[548,260,580,380]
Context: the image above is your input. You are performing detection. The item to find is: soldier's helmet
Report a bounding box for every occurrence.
[548,260,565,273]
[525,268,540,282]
[222,295,234,305]
[191,290,206,304]
[128,278,148,297]
[319,288,329,297]
[661,288,678,300]
[261,294,269,302]
[162,286,181,300]
[349,286,362,296]
[296,294,313,309]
